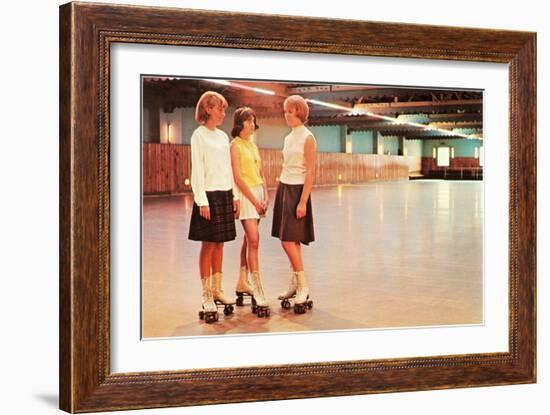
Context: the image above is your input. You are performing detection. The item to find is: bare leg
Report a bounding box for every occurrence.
[236,228,252,295]
[199,242,216,278]
[212,242,224,274]
[281,241,303,272]
[242,219,260,272]
[241,219,268,314]
[240,235,248,269]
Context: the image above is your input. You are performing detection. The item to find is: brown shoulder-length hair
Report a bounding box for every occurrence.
[195,91,228,124]
[231,106,260,138]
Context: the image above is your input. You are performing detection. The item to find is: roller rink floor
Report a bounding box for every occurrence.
[142,180,483,338]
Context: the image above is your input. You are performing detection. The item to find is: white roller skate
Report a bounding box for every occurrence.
[211,272,235,316]
[235,266,253,307]
[293,271,313,314]
[278,271,297,310]
[249,271,270,318]
[198,276,218,323]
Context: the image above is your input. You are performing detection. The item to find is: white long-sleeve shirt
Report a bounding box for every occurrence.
[190,126,239,206]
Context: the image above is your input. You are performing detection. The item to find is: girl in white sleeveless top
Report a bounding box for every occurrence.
[271,95,317,314]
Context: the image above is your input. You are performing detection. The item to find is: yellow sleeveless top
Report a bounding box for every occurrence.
[231,137,264,187]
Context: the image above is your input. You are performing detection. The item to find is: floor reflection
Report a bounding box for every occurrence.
[142,180,483,338]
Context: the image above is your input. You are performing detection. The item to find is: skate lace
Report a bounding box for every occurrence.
[295,283,309,302]
[287,274,297,295]
[214,288,232,303]
[258,283,266,299]
[236,280,252,293]
[250,273,264,298]
[212,274,229,299]
[202,289,216,311]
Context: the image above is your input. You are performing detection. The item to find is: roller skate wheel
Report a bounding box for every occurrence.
[281,299,291,310]
[307,300,313,309]
[224,305,233,316]
[236,296,244,307]
[198,311,204,320]
[259,308,269,318]
[265,308,271,317]
[294,304,306,314]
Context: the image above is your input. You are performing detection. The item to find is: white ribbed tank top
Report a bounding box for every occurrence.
[279,125,315,185]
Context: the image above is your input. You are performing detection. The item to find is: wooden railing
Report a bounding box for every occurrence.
[143,143,414,195]
[421,156,483,180]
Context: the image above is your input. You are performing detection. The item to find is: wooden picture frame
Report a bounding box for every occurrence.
[59,2,536,412]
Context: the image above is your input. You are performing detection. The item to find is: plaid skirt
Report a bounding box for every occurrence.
[271,183,315,245]
[188,190,237,242]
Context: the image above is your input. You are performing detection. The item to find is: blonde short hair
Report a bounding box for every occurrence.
[195,91,228,124]
[283,95,309,123]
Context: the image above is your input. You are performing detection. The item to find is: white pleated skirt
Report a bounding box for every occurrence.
[238,185,265,220]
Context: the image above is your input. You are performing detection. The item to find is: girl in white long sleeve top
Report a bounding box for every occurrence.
[188,91,240,323]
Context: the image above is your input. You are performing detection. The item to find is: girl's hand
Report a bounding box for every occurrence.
[233,200,240,219]
[254,201,265,215]
[262,195,269,211]
[199,206,211,221]
[296,201,307,219]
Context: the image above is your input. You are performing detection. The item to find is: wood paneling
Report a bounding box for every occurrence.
[143,144,412,195]
[421,156,483,179]
[406,155,422,173]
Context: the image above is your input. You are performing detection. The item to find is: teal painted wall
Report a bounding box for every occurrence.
[181,107,198,144]
[309,125,343,153]
[179,108,286,148]
[253,117,287,149]
[167,108,482,159]
[423,139,483,158]
[180,107,238,144]
[239,116,345,153]
[350,131,374,154]
[177,107,449,158]
[383,136,400,155]
[405,139,423,156]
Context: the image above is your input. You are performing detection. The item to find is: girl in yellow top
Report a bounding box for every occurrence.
[230,107,270,317]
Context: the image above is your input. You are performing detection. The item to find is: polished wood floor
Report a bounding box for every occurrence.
[142,180,483,338]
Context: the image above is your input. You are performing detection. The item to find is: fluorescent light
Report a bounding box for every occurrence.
[203,79,276,95]
[306,99,351,111]
[253,87,275,95]
[202,79,482,139]
[204,79,231,86]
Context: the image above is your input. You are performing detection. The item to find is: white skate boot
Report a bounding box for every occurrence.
[235,266,253,307]
[212,272,235,316]
[293,271,313,314]
[249,271,270,318]
[278,271,297,309]
[199,276,218,323]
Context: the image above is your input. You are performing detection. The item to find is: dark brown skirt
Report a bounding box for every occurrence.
[188,190,237,242]
[271,183,315,245]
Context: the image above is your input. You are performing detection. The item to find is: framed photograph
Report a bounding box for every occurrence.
[59,2,536,412]
[140,76,485,340]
